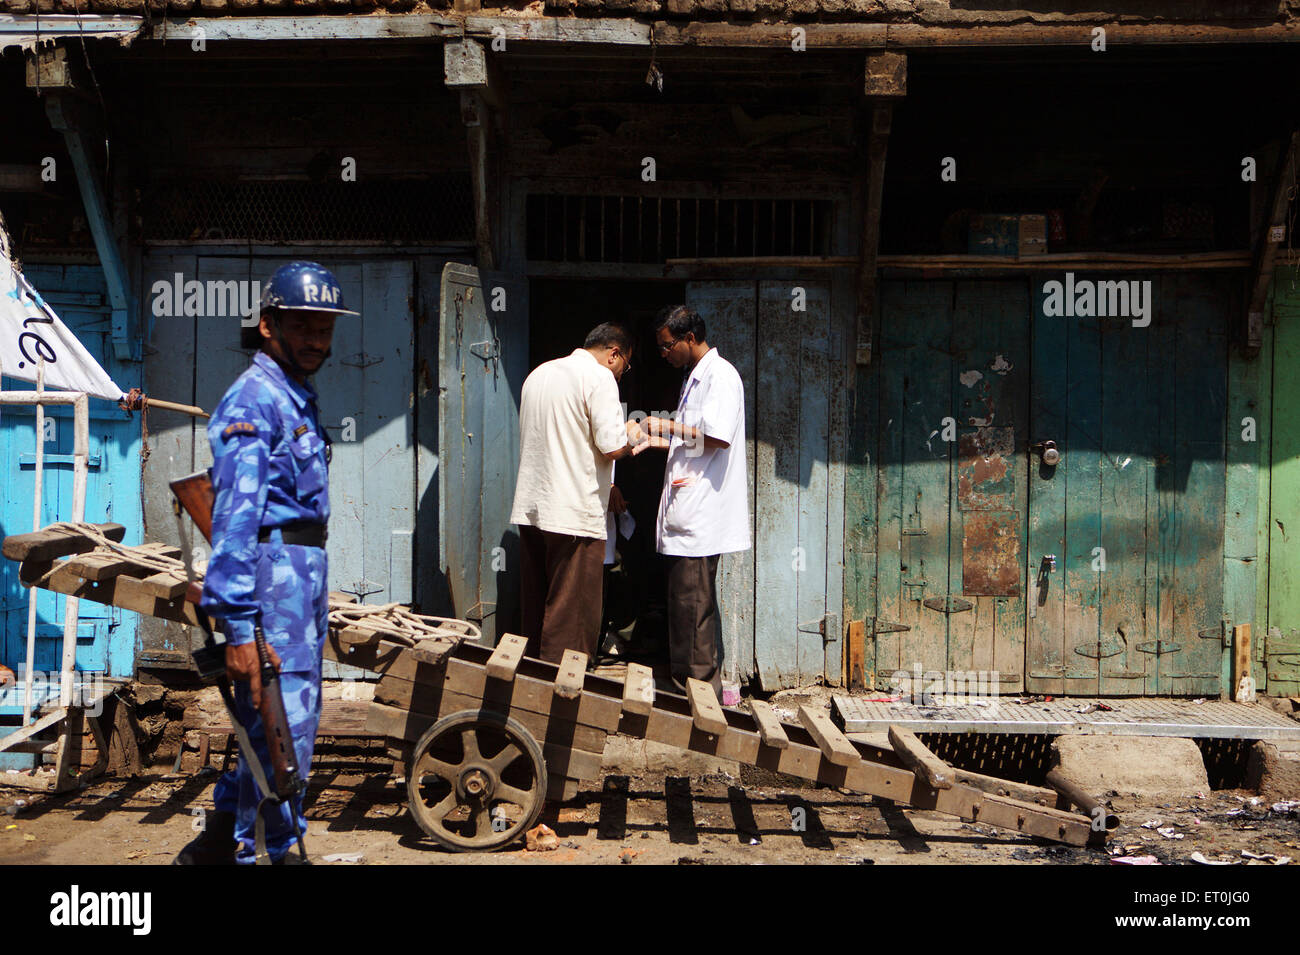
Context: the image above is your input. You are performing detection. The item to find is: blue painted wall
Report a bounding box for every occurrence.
[0,264,143,703]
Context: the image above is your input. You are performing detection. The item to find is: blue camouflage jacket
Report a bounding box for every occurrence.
[200,351,330,647]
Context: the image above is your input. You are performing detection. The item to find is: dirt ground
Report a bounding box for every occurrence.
[3,751,1299,865]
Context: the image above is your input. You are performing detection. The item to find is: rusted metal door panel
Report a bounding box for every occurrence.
[686,281,758,686]
[875,282,954,682]
[754,280,833,689]
[947,282,1030,692]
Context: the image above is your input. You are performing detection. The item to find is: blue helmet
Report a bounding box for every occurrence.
[259,261,358,317]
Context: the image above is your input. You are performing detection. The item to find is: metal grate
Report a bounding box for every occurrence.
[526,194,833,263]
[140,177,474,244]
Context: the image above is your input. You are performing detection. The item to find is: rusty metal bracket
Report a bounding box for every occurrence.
[469,340,499,362]
[798,612,841,645]
[870,618,910,634]
[1136,640,1182,655]
[1074,639,1124,659]
[922,595,973,613]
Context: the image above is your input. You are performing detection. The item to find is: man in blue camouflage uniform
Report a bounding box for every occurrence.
[174,262,356,865]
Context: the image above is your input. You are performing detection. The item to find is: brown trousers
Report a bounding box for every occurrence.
[664,553,723,697]
[519,525,605,664]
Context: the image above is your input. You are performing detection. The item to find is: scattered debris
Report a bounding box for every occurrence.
[1241,850,1291,864]
[525,824,559,852]
[619,848,640,864]
[322,852,365,864]
[1141,819,1163,829]
[1190,852,1235,865]
[1156,827,1184,840]
[1110,855,1160,865]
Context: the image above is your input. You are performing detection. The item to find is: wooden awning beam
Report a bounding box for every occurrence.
[1244,130,1299,357]
[141,16,1300,49]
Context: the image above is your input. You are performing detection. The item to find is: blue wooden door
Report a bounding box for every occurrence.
[686,280,837,690]
[1,266,142,690]
[439,264,527,646]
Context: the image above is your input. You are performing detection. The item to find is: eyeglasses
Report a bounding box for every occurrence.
[657,337,682,354]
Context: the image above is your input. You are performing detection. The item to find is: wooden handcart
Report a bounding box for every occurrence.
[4,523,1111,851]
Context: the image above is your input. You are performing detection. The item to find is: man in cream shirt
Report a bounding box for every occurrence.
[511,323,646,663]
[642,305,750,696]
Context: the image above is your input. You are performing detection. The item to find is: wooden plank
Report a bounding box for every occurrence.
[411,638,457,667]
[370,683,610,754]
[2,523,125,562]
[686,679,728,736]
[140,571,188,600]
[621,662,655,716]
[748,699,789,750]
[798,705,858,766]
[554,650,587,700]
[380,656,621,732]
[846,618,867,690]
[887,725,954,789]
[0,707,68,753]
[1233,624,1253,699]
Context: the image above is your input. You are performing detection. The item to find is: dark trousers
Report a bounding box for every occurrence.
[519,525,605,664]
[664,553,723,697]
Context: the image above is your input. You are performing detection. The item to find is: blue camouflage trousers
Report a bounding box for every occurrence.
[213,540,328,864]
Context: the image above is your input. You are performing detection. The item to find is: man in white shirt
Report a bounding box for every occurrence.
[511,323,647,663]
[642,305,750,696]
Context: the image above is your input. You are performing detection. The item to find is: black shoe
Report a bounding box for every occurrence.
[272,849,312,865]
[172,810,237,865]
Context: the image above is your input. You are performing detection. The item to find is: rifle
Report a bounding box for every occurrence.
[170,470,309,862]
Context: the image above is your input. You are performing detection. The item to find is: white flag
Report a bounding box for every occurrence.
[1,256,124,402]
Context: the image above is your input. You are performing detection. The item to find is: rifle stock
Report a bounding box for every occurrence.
[170,470,215,545]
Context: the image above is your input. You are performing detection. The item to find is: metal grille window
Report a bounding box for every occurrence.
[526,194,833,263]
[140,178,474,244]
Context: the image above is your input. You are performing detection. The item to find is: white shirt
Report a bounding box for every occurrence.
[655,347,751,557]
[511,348,626,539]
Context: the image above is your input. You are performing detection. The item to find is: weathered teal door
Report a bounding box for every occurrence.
[875,281,1030,693]
[874,275,1229,697]
[1026,273,1227,696]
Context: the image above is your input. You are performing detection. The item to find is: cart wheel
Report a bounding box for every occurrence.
[406,709,547,851]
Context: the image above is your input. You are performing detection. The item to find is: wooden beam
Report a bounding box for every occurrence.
[621,663,655,716]
[864,50,906,97]
[0,708,67,754]
[855,100,892,366]
[888,725,954,790]
[748,699,789,750]
[798,705,858,766]
[554,650,587,700]
[411,638,457,667]
[3,523,125,562]
[461,90,496,271]
[139,16,1300,48]
[686,679,728,736]
[1245,131,1300,356]
[485,633,528,681]
[1233,623,1255,701]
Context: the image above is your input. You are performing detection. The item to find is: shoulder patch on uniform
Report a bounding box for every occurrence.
[293,424,308,439]
[221,421,258,440]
